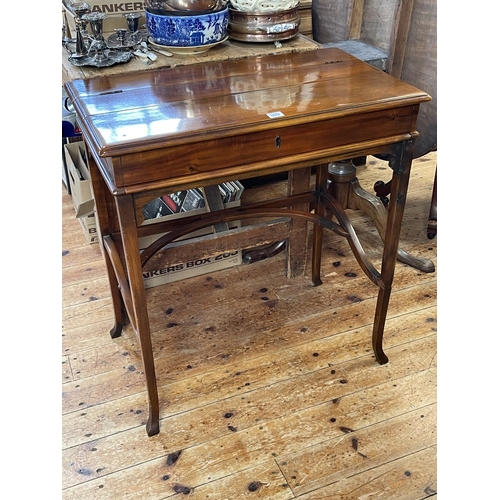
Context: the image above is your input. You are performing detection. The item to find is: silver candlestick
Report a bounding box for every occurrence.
[62,11,73,43]
[71,2,91,35]
[69,11,132,68]
[83,12,109,63]
[84,12,107,40]
[64,2,91,53]
[124,12,145,43]
[123,12,142,33]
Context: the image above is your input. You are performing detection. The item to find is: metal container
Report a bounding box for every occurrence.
[227,6,300,42]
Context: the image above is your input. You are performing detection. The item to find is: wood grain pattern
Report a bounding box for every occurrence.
[62,152,437,498]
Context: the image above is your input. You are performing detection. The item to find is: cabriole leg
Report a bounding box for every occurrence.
[115,195,160,436]
[372,140,414,364]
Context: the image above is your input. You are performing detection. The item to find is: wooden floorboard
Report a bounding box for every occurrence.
[62,153,437,499]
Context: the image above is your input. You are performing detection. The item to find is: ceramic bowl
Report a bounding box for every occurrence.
[145,0,221,13]
[145,6,229,47]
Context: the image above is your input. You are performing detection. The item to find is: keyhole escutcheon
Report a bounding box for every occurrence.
[275,135,281,148]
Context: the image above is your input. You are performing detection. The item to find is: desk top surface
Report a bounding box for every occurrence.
[65,47,430,157]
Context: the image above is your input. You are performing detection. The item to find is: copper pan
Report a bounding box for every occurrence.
[228,6,300,42]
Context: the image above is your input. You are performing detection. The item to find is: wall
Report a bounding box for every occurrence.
[312,0,437,157]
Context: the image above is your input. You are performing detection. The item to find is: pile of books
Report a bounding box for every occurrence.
[142,181,244,220]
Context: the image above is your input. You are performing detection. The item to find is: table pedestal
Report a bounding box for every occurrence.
[328,161,435,273]
[244,162,436,274]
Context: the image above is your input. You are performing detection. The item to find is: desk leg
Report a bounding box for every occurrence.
[372,140,414,364]
[88,158,126,338]
[286,167,311,278]
[311,164,329,286]
[115,195,160,436]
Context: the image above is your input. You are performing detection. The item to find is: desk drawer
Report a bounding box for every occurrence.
[114,105,417,190]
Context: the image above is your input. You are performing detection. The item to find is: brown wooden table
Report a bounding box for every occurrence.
[64,47,430,436]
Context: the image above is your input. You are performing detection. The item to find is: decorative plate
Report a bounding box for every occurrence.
[148,36,228,55]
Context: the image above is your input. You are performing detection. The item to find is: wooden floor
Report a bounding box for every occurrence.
[62,152,437,499]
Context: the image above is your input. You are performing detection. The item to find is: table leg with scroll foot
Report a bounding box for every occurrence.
[243,241,287,263]
[372,140,415,365]
[372,286,390,365]
[88,158,127,339]
[105,250,126,340]
[115,195,160,436]
[350,179,435,273]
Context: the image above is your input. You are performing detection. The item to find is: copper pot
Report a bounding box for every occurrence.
[227,6,300,42]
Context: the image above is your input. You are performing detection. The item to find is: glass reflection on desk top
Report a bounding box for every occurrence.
[66,48,429,150]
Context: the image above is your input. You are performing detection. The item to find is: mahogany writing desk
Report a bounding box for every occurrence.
[64,47,430,436]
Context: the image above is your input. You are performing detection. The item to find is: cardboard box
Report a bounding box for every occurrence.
[78,213,99,245]
[142,250,242,288]
[64,141,94,218]
[64,141,99,245]
[62,153,69,193]
[139,201,242,288]
[63,1,145,36]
